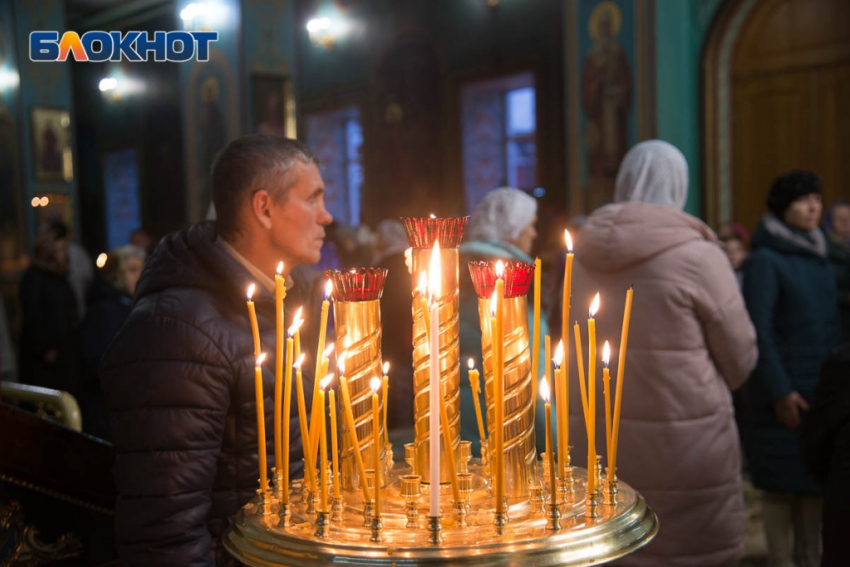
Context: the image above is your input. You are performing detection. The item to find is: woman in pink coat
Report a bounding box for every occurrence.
[568,140,758,567]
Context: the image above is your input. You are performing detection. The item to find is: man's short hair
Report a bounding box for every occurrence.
[211,135,319,241]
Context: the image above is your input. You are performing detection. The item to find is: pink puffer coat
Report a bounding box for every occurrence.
[566,202,757,567]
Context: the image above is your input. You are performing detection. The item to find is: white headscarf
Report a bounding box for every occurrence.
[614,140,688,210]
[467,187,538,243]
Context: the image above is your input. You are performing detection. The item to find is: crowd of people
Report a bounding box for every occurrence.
[0,134,848,566]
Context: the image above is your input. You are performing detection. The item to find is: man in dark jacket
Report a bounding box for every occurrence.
[100,135,333,566]
[801,342,850,567]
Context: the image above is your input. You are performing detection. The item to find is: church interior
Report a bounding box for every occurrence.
[1,0,849,565]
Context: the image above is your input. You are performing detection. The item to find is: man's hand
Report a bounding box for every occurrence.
[773,391,809,429]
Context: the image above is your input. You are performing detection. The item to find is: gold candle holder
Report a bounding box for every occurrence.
[401,474,421,528]
[404,442,416,472]
[327,269,388,492]
[605,468,619,507]
[314,511,331,539]
[363,469,376,527]
[470,261,539,499]
[546,500,562,530]
[587,491,600,520]
[458,471,473,512]
[256,487,272,516]
[427,515,443,544]
[403,216,467,484]
[331,496,344,522]
[459,440,472,474]
[370,516,383,543]
[531,485,546,514]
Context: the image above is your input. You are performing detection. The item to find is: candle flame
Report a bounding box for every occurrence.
[428,240,441,300]
[320,374,333,390]
[370,376,382,392]
[553,340,564,368]
[323,344,335,357]
[293,353,306,370]
[417,271,428,297]
[589,293,600,318]
[467,358,475,370]
[539,377,551,402]
[430,213,437,218]
[565,229,573,252]
[286,306,304,336]
[382,361,390,375]
[276,261,283,275]
[490,289,498,317]
[338,351,346,376]
[495,260,504,278]
[256,352,266,367]
[247,283,256,301]
[324,278,333,299]
[602,340,610,366]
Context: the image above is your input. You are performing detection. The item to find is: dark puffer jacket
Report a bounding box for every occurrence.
[100,221,322,566]
[739,215,842,494]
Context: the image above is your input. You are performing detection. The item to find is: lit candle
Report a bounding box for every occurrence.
[553,340,566,480]
[610,287,633,477]
[274,263,286,481]
[337,353,371,503]
[602,341,612,470]
[282,319,301,504]
[493,260,505,514]
[532,257,541,418]
[321,344,333,380]
[540,377,556,503]
[254,353,269,491]
[587,293,601,496]
[246,284,261,359]
[370,377,383,517]
[382,362,390,446]
[428,241,441,517]
[318,374,333,513]
[467,358,486,445]
[329,382,341,501]
[293,353,316,492]
[309,281,334,458]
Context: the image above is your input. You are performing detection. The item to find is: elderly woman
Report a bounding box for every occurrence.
[823,200,850,341]
[740,172,842,567]
[458,187,549,454]
[569,140,757,567]
[79,245,146,439]
[18,225,80,392]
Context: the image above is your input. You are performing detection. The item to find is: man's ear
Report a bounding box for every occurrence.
[251,190,274,229]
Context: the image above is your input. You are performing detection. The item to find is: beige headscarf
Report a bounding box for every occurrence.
[614,140,688,210]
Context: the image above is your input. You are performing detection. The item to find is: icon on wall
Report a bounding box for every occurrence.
[30,106,74,183]
[251,73,295,139]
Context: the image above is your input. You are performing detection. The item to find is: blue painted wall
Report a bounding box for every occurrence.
[654,0,723,216]
[12,0,78,241]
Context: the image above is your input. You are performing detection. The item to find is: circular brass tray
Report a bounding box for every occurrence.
[224,462,657,566]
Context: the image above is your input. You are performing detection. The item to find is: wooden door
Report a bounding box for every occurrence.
[731,0,850,234]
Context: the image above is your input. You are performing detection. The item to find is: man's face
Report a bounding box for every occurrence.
[270,161,333,267]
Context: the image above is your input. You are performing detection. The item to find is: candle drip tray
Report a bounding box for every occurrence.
[223,461,657,566]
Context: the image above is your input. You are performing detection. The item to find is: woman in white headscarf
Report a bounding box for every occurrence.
[568,140,758,567]
[458,187,549,455]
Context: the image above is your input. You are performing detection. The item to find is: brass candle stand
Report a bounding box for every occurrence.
[225,460,658,566]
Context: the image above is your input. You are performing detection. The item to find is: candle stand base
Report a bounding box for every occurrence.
[454,500,468,528]
[225,461,657,566]
[605,475,619,507]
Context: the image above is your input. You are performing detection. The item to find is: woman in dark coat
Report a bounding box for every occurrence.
[823,200,850,341]
[800,342,850,567]
[18,226,80,393]
[79,245,146,439]
[740,171,843,567]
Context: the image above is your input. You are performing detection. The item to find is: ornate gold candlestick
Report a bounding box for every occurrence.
[327,269,388,492]
[469,261,539,499]
[403,216,467,484]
